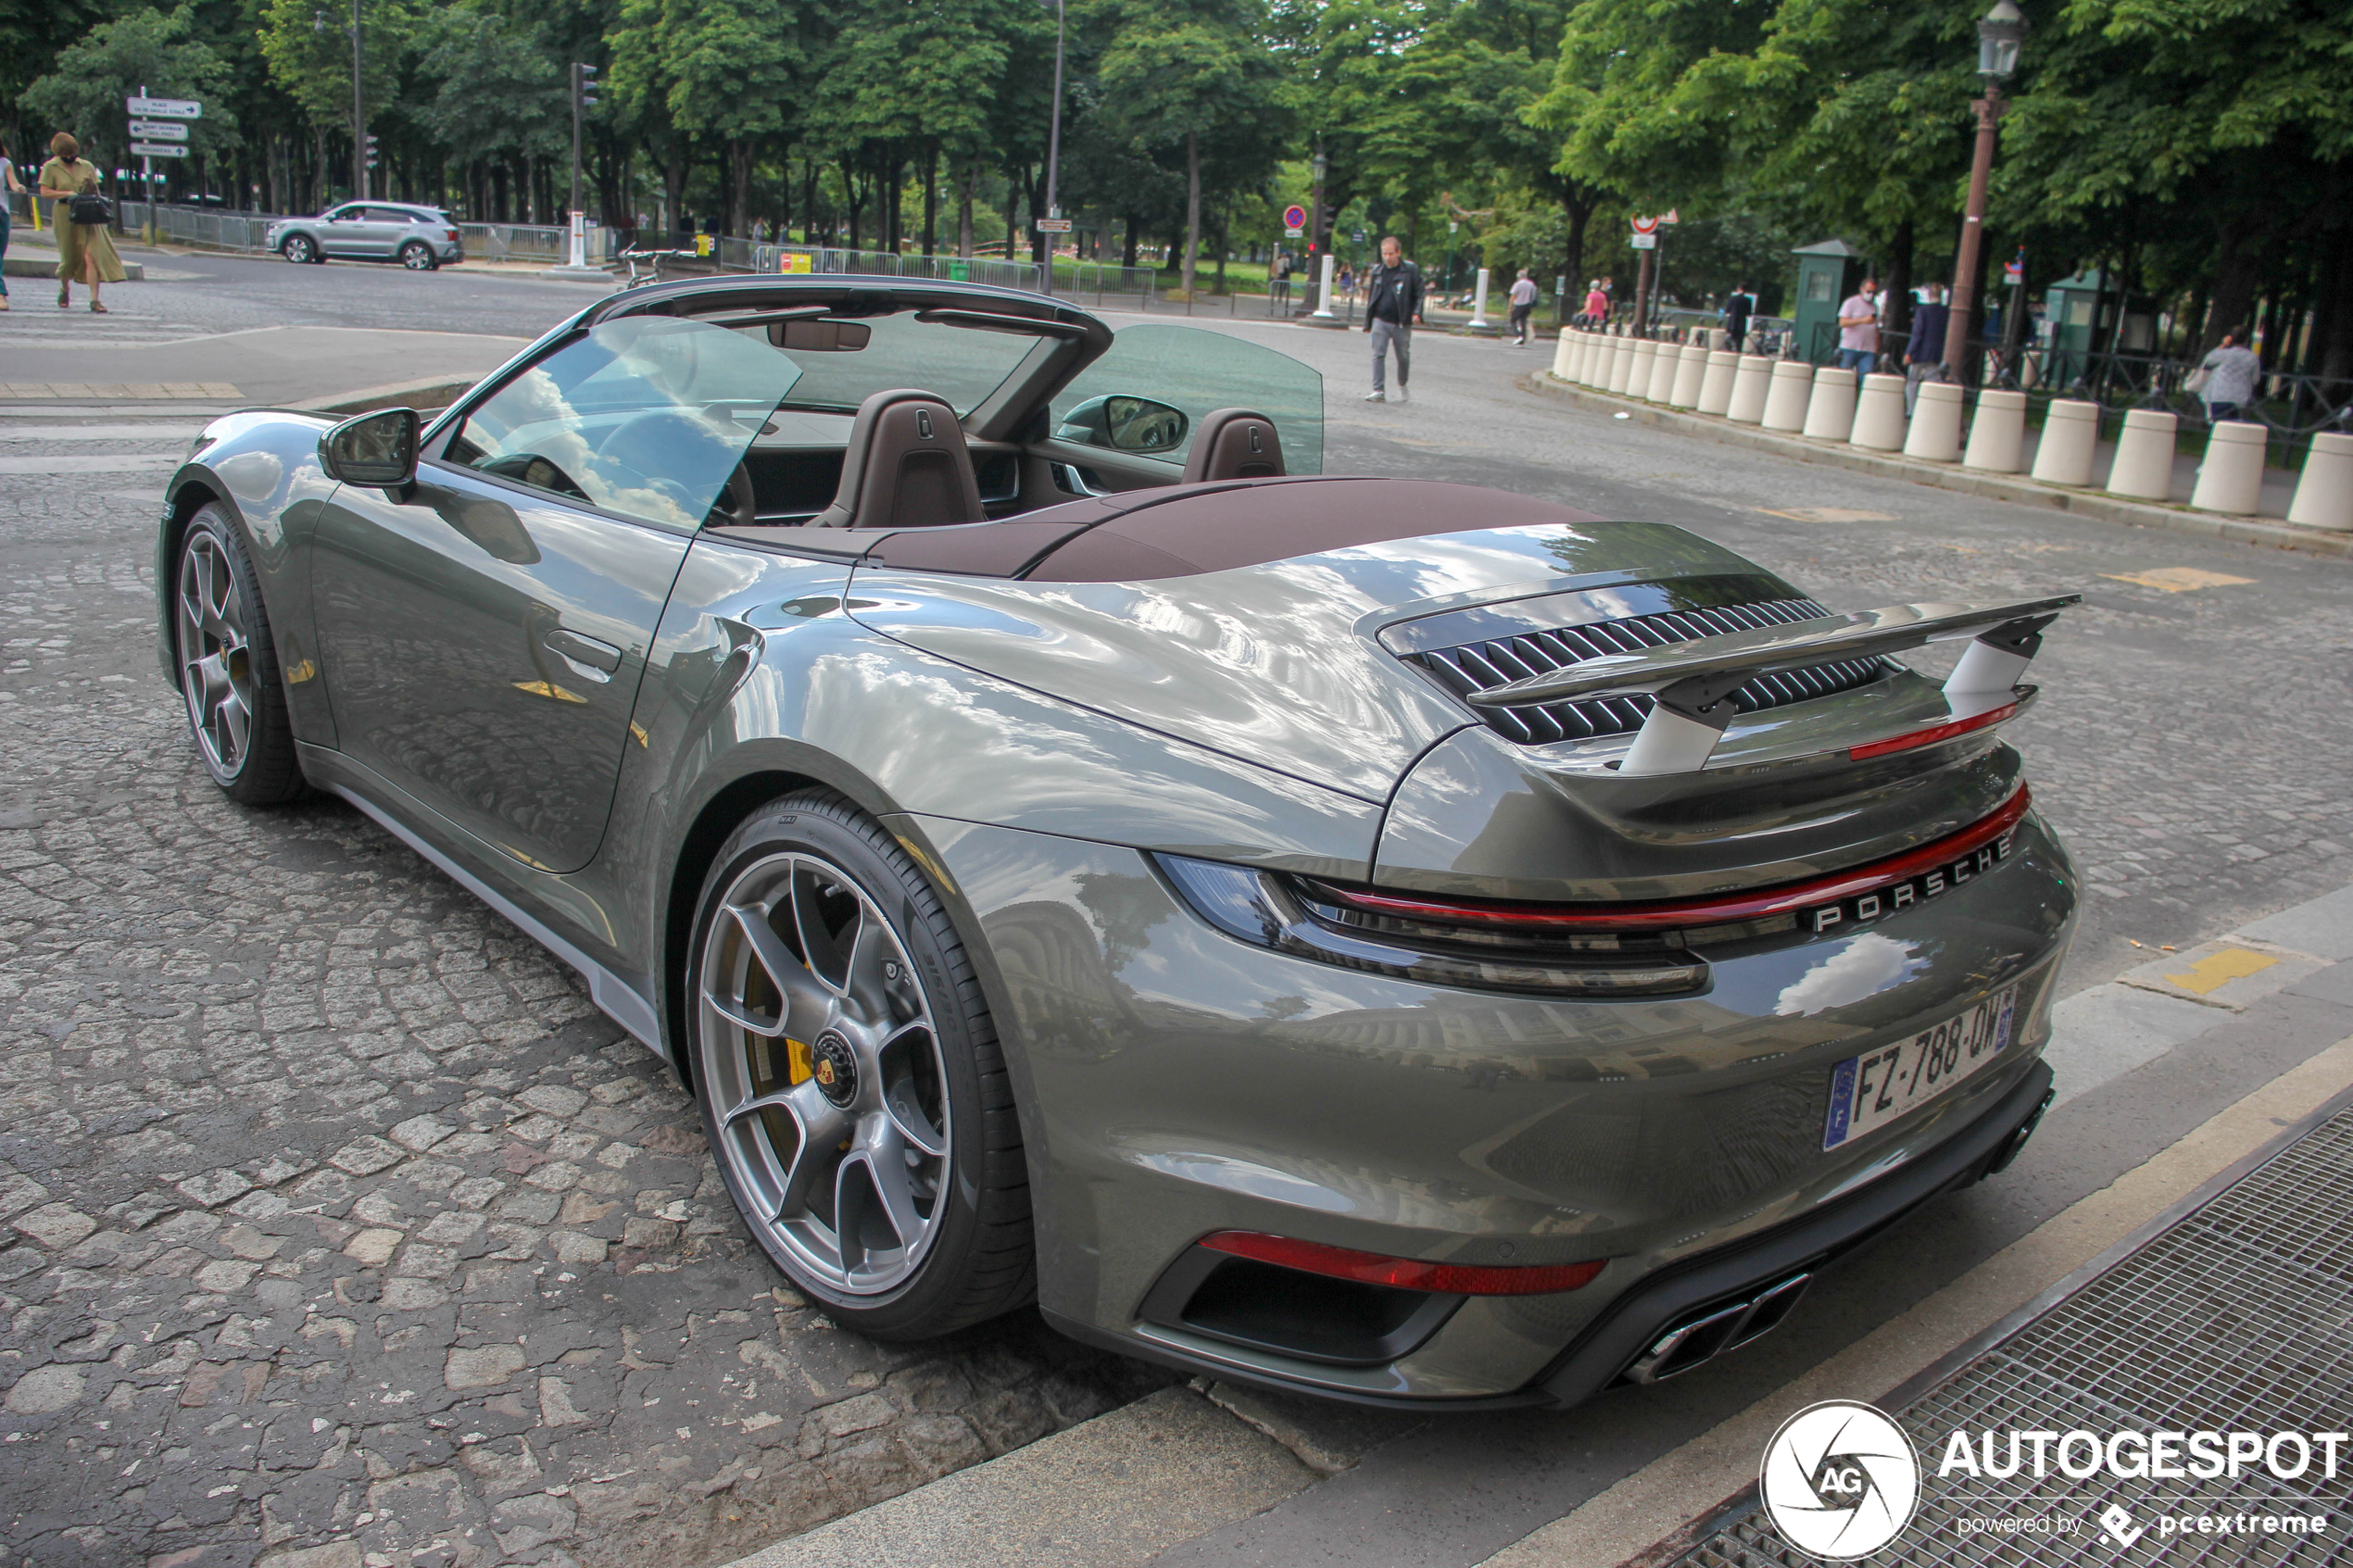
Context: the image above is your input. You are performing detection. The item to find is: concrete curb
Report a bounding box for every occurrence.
[296,377,478,417]
[5,252,146,282]
[1525,370,2353,559]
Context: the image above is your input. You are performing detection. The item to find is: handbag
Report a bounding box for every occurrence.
[69,181,111,226]
[2184,365,2211,395]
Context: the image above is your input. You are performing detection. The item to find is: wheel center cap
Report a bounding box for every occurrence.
[810,1031,859,1109]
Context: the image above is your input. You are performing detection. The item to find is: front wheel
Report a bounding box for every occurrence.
[687,794,1033,1339]
[399,241,437,271]
[173,506,307,805]
[281,234,318,265]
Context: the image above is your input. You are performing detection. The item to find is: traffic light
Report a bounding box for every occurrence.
[362,132,380,170]
[574,63,599,112]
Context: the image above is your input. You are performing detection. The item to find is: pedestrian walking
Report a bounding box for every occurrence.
[1507,269,1537,345]
[38,133,124,313]
[1835,276,1881,380]
[2192,332,2260,423]
[1722,283,1755,352]
[0,140,24,313]
[1362,235,1424,404]
[1903,283,1950,416]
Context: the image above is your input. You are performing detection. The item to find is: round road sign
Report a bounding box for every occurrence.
[1631,215,1660,234]
[1283,205,1308,232]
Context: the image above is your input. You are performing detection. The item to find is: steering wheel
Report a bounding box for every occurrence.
[594,409,758,528]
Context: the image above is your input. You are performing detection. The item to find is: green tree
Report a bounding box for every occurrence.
[22,6,241,172]
[1097,0,1289,295]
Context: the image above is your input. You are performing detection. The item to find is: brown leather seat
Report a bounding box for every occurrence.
[1182,408,1286,483]
[812,388,986,529]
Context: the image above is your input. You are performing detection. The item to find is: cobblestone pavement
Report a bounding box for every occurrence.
[0,446,1172,1568]
[6,314,2352,1568]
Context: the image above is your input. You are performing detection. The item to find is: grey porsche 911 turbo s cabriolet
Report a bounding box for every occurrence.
[157,275,2078,1410]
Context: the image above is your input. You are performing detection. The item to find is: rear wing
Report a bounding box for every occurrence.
[1464,596,2082,776]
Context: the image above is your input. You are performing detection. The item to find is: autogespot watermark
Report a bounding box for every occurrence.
[1758,1403,2346,1560]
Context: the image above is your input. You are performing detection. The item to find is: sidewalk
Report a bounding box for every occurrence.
[1526,370,2353,560]
[711,883,2353,1568]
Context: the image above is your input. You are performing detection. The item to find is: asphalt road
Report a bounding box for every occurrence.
[2,260,2349,1568]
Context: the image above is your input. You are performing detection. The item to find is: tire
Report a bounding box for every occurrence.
[686,792,1032,1338]
[281,233,318,265]
[399,241,437,271]
[172,506,307,806]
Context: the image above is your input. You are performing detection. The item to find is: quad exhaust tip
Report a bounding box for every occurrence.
[1624,1272,1813,1385]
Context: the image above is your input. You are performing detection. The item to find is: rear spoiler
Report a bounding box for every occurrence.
[1464,596,2082,776]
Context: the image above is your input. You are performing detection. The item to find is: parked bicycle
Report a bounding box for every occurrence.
[617,246,698,289]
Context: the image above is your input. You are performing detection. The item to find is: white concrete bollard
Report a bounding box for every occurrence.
[1848,373,1908,451]
[1573,332,1596,383]
[1585,332,1612,388]
[1607,336,1639,396]
[1696,349,1739,416]
[1627,339,1660,399]
[1904,382,1965,462]
[1645,340,1680,403]
[1761,360,1815,433]
[1668,344,1709,409]
[2106,408,2178,501]
[1802,365,1859,441]
[2030,399,2101,486]
[1469,267,1493,332]
[1962,388,2028,473]
[1728,356,1776,424]
[2289,432,2353,530]
[1314,254,1337,320]
[1552,329,1577,381]
[2189,420,2268,516]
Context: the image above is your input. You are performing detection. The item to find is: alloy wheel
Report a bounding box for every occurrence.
[283,235,314,264]
[176,529,257,780]
[696,850,952,1297]
[400,242,434,270]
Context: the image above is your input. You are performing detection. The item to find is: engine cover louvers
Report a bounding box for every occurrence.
[1406,597,1893,746]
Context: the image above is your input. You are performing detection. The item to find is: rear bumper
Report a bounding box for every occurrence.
[1046,1060,2055,1411]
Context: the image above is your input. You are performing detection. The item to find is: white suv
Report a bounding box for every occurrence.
[268,205,465,270]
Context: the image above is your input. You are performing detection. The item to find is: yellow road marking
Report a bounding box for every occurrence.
[2165,947,2279,994]
[2103,567,2255,593]
[1756,507,1896,523]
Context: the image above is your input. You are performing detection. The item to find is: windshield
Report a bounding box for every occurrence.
[736,309,1047,417]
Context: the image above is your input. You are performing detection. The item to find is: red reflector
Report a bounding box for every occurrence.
[1314,784,2031,934]
[1201,1231,1605,1296]
[1848,702,2018,760]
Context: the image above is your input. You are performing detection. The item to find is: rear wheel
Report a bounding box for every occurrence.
[687,794,1033,1338]
[173,506,306,805]
[281,234,318,265]
[399,241,437,271]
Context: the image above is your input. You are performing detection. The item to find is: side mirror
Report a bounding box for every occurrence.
[1053,395,1190,455]
[321,408,420,489]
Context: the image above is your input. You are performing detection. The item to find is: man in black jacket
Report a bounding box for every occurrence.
[1904,283,1951,416]
[1363,236,1424,404]
[1722,284,1755,353]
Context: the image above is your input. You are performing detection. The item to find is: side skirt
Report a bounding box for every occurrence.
[316,772,668,1060]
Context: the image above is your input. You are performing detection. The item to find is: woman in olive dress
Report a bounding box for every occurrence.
[38,132,126,312]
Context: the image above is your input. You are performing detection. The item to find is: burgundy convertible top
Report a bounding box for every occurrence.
[851,478,1607,583]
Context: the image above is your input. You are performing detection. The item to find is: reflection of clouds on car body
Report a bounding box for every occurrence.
[1775,932,1926,1016]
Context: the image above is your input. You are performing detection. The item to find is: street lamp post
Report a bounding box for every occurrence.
[1040,0,1065,295]
[1305,148,1327,316]
[1942,0,2028,377]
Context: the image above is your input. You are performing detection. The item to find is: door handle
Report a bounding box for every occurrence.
[545,627,623,682]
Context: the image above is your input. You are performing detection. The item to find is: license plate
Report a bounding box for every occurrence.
[1823,987,2017,1150]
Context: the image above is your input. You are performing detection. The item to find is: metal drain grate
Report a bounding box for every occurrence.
[1676,1108,2353,1566]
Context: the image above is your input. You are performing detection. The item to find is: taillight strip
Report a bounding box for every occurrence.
[1848,701,2018,760]
[1202,1231,1606,1297]
[1318,784,2032,933]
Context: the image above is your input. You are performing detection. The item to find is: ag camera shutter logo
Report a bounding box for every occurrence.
[1760,1400,1922,1559]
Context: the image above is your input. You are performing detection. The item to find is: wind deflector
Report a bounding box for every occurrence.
[1460,596,2082,776]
